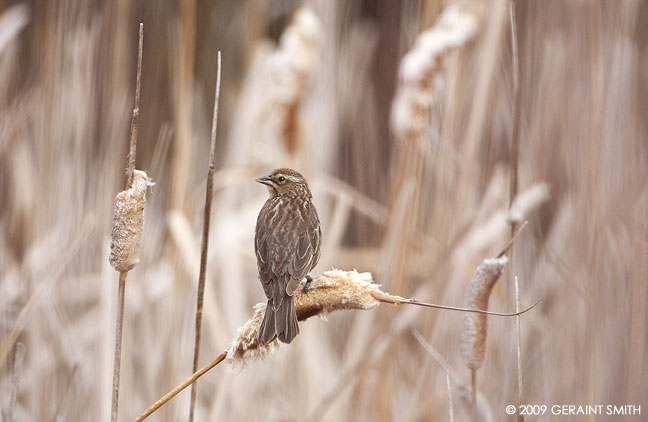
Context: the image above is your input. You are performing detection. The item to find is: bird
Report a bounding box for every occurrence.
[254,168,321,344]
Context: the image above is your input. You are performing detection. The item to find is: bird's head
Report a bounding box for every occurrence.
[256,168,311,198]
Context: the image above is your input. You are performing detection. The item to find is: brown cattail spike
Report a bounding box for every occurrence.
[460,256,508,370]
[109,169,154,272]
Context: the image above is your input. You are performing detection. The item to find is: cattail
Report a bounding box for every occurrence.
[460,256,508,370]
[391,3,478,147]
[267,6,322,154]
[109,169,154,272]
[294,269,384,317]
[227,269,384,366]
[460,256,507,422]
[225,303,280,367]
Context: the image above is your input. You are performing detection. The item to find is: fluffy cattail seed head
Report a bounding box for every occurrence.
[109,170,154,272]
[226,270,382,367]
[391,3,478,147]
[459,256,508,370]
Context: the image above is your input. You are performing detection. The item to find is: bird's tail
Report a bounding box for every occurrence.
[258,298,299,345]
[277,297,299,344]
[259,301,277,345]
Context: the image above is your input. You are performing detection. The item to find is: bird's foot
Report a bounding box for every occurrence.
[303,275,313,295]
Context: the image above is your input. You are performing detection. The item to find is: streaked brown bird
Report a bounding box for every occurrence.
[255,168,321,344]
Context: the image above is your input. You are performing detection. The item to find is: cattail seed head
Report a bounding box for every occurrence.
[109,170,154,273]
[459,256,508,370]
[391,3,478,147]
[226,303,280,368]
[268,6,322,154]
[226,270,382,367]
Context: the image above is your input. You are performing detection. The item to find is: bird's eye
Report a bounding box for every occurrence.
[278,176,286,183]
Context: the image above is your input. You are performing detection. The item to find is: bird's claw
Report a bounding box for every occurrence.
[303,275,313,295]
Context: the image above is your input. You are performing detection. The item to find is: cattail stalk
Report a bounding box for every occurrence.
[126,23,143,189]
[109,23,145,422]
[110,271,127,422]
[515,275,524,422]
[135,352,227,422]
[188,51,221,422]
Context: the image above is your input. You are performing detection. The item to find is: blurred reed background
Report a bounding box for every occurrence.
[0,0,647,420]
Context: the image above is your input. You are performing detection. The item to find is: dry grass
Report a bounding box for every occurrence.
[1,1,647,421]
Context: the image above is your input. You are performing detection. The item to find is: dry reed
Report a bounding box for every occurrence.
[109,24,147,422]
[515,275,524,422]
[188,51,222,422]
[508,3,525,418]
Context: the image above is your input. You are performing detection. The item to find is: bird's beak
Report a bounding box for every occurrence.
[255,175,274,187]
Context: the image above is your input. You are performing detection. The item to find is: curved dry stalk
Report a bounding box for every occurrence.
[371,291,538,317]
[188,50,221,422]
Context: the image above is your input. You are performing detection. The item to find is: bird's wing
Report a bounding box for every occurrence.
[255,198,321,301]
[256,197,297,306]
[286,201,321,295]
[255,198,285,305]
